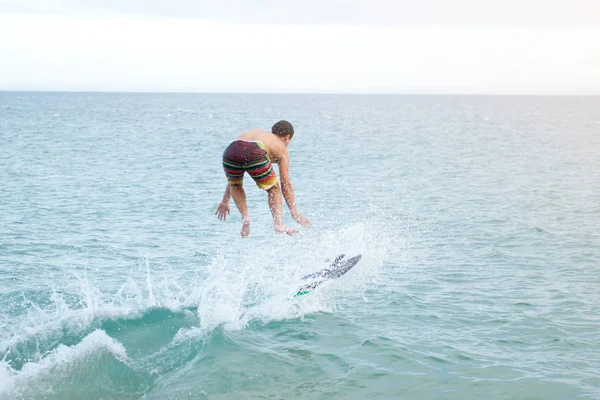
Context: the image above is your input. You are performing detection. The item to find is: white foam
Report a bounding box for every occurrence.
[195,222,391,333]
[172,326,203,345]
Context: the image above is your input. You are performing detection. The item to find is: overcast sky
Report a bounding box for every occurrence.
[0,0,599,93]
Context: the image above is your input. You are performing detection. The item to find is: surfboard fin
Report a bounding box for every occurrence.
[325,254,345,264]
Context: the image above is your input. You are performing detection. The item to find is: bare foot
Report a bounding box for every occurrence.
[275,225,299,236]
[241,219,251,238]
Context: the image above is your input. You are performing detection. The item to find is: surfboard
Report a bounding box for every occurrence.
[294,254,362,297]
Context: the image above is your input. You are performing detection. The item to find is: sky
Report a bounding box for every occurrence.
[0,0,599,94]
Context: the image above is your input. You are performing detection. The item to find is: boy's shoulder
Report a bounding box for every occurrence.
[265,136,288,162]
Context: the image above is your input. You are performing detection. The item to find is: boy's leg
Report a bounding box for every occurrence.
[266,184,298,235]
[230,184,251,237]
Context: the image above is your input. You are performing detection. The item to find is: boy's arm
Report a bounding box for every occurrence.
[220,184,231,204]
[216,184,231,221]
[278,156,311,226]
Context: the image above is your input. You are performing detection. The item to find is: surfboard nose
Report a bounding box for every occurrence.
[346,254,362,264]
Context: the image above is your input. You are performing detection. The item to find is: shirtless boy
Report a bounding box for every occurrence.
[215,120,311,237]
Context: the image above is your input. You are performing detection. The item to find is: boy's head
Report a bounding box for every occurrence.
[272,120,294,145]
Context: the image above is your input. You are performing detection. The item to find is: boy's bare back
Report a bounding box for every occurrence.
[236,129,288,163]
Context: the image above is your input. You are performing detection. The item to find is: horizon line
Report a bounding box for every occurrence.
[2,89,600,96]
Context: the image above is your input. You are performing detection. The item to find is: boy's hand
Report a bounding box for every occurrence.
[294,214,312,227]
[216,202,230,221]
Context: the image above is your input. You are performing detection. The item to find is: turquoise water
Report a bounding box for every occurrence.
[1,92,599,399]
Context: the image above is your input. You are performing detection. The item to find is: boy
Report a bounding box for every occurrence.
[216,120,311,237]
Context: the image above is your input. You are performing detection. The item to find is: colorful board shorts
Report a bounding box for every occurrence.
[222,140,278,190]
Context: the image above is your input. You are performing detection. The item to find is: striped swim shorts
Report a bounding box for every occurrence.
[222,140,278,190]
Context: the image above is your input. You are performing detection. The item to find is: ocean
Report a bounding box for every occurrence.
[1,92,599,399]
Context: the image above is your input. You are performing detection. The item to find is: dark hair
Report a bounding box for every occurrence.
[271,120,294,137]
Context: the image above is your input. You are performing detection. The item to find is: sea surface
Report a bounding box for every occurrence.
[0,92,599,399]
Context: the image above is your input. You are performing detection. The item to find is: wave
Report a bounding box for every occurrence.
[0,330,143,400]
[0,222,391,399]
